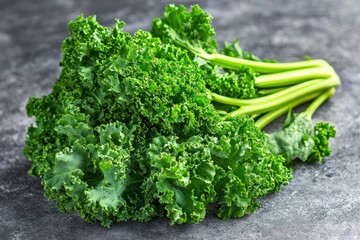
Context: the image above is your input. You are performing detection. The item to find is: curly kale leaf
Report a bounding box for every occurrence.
[43,121,137,226]
[211,116,292,218]
[151,4,218,55]
[266,113,315,163]
[266,111,336,164]
[145,135,217,224]
[206,66,257,99]
[307,122,336,163]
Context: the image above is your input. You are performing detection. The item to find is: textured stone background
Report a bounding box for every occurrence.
[0,0,359,239]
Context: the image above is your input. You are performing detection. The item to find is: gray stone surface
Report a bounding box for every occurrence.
[0,0,359,239]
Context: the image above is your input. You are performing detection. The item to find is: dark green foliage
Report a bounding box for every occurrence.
[145,135,217,224]
[308,122,336,163]
[150,4,268,99]
[211,116,292,219]
[152,4,218,55]
[24,15,293,227]
[206,66,257,99]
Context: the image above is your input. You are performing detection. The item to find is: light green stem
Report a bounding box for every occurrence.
[257,87,287,96]
[216,110,228,115]
[201,52,329,74]
[255,65,334,88]
[226,75,340,116]
[254,91,321,129]
[169,31,330,74]
[211,78,324,106]
[210,92,250,106]
[251,113,261,119]
[303,87,336,118]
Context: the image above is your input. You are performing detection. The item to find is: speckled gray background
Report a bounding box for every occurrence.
[0,0,359,239]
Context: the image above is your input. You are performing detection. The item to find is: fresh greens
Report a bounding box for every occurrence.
[152,4,329,74]
[24,4,340,227]
[206,66,257,99]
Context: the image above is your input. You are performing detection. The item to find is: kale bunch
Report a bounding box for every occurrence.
[24,16,292,226]
[24,4,339,228]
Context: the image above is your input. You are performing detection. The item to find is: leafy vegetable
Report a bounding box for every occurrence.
[206,66,257,99]
[152,4,329,74]
[24,4,340,227]
[24,15,292,227]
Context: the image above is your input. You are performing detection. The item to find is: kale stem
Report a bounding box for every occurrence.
[202,52,329,73]
[216,109,228,115]
[302,87,336,119]
[251,113,261,119]
[257,87,287,96]
[255,65,334,88]
[211,78,326,106]
[255,87,335,129]
[254,91,321,129]
[225,74,340,116]
[210,92,251,106]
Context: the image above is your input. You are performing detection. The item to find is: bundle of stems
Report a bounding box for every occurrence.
[208,56,340,128]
